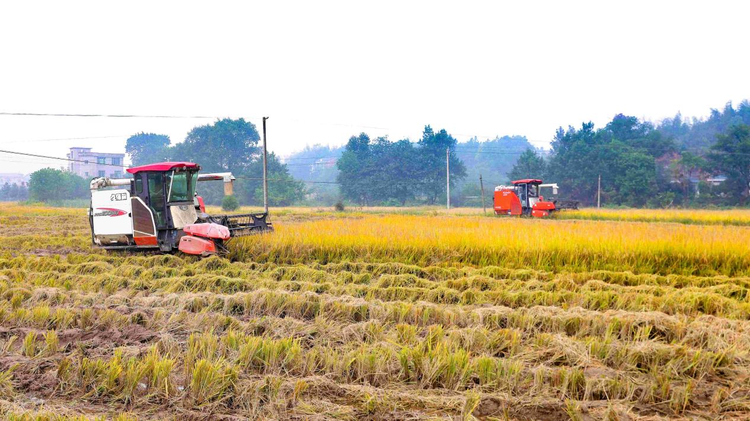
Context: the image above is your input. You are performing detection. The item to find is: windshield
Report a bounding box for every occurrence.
[167,170,197,202]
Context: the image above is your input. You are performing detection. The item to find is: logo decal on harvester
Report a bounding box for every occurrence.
[94,208,127,217]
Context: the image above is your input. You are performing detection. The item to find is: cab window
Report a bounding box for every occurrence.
[167,170,197,203]
[147,172,167,227]
[134,173,143,196]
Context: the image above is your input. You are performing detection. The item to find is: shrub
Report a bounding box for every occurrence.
[221,195,240,211]
[334,201,346,212]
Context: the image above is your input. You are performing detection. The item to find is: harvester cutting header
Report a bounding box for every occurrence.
[494,178,578,217]
[88,162,272,256]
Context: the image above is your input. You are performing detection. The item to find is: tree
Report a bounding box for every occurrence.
[546,116,667,207]
[336,127,469,206]
[172,118,260,173]
[669,152,706,204]
[0,183,10,201]
[416,126,466,204]
[235,152,306,207]
[28,169,88,202]
[221,195,240,211]
[126,133,171,166]
[709,124,750,204]
[380,139,419,205]
[337,133,374,205]
[507,149,546,181]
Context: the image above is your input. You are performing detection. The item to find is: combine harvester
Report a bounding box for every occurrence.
[88,162,272,256]
[494,178,578,217]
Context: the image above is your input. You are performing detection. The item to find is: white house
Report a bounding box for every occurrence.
[68,147,126,179]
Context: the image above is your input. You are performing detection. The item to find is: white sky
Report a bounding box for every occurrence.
[0,0,748,174]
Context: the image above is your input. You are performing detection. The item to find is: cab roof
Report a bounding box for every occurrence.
[126,162,199,174]
[511,179,543,185]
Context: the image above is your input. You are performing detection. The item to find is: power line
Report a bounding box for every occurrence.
[0,112,221,119]
[234,176,339,185]
[1,135,127,144]
[0,149,126,168]
[0,110,549,143]
[0,149,339,184]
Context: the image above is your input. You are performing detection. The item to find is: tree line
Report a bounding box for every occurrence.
[125,118,304,206]
[0,182,29,202]
[21,119,305,207]
[20,100,750,208]
[336,126,466,206]
[509,102,750,207]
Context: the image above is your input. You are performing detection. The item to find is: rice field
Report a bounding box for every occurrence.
[1,203,750,420]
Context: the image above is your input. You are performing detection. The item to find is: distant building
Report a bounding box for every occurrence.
[706,175,727,186]
[68,147,125,179]
[0,173,28,186]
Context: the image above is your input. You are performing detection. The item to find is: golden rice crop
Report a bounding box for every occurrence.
[559,207,750,226]
[231,214,750,276]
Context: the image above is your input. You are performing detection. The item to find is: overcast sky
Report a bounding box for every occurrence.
[0,1,748,174]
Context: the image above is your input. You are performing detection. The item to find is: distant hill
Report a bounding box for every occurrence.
[283,144,343,205]
[658,101,750,152]
[455,135,538,188]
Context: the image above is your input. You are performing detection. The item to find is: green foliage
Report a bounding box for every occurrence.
[669,152,707,206]
[0,182,28,202]
[28,168,89,203]
[547,115,674,207]
[508,149,547,182]
[138,119,306,206]
[418,126,467,204]
[125,132,171,166]
[221,195,240,211]
[241,153,305,207]
[337,127,466,206]
[171,118,260,173]
[709,124,750,204]
[659,101,750,152]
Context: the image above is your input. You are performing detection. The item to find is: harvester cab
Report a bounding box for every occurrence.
[88,162,272,256]
[494,179,576,218]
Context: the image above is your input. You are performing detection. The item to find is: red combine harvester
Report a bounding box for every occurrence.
[88,162,272,256]
[494,179,578,218]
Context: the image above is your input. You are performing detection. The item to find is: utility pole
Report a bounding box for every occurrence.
[262,117,269,214]
[479,174,486,215]
[446,147,450,210]
[597,174,601,209]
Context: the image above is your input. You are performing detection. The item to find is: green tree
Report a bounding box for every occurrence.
[28,169,88,202]
[172,118,260,173]
[669,152,706,204]
[125,133,171,166]
[235,152,306,207]
[417,126,466,204]
[507,149,546,181]
[337,134,422,206]
[221,195,240,211]
[709,124,750,204]
[547,115,668,207]
[337,133,374,205]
